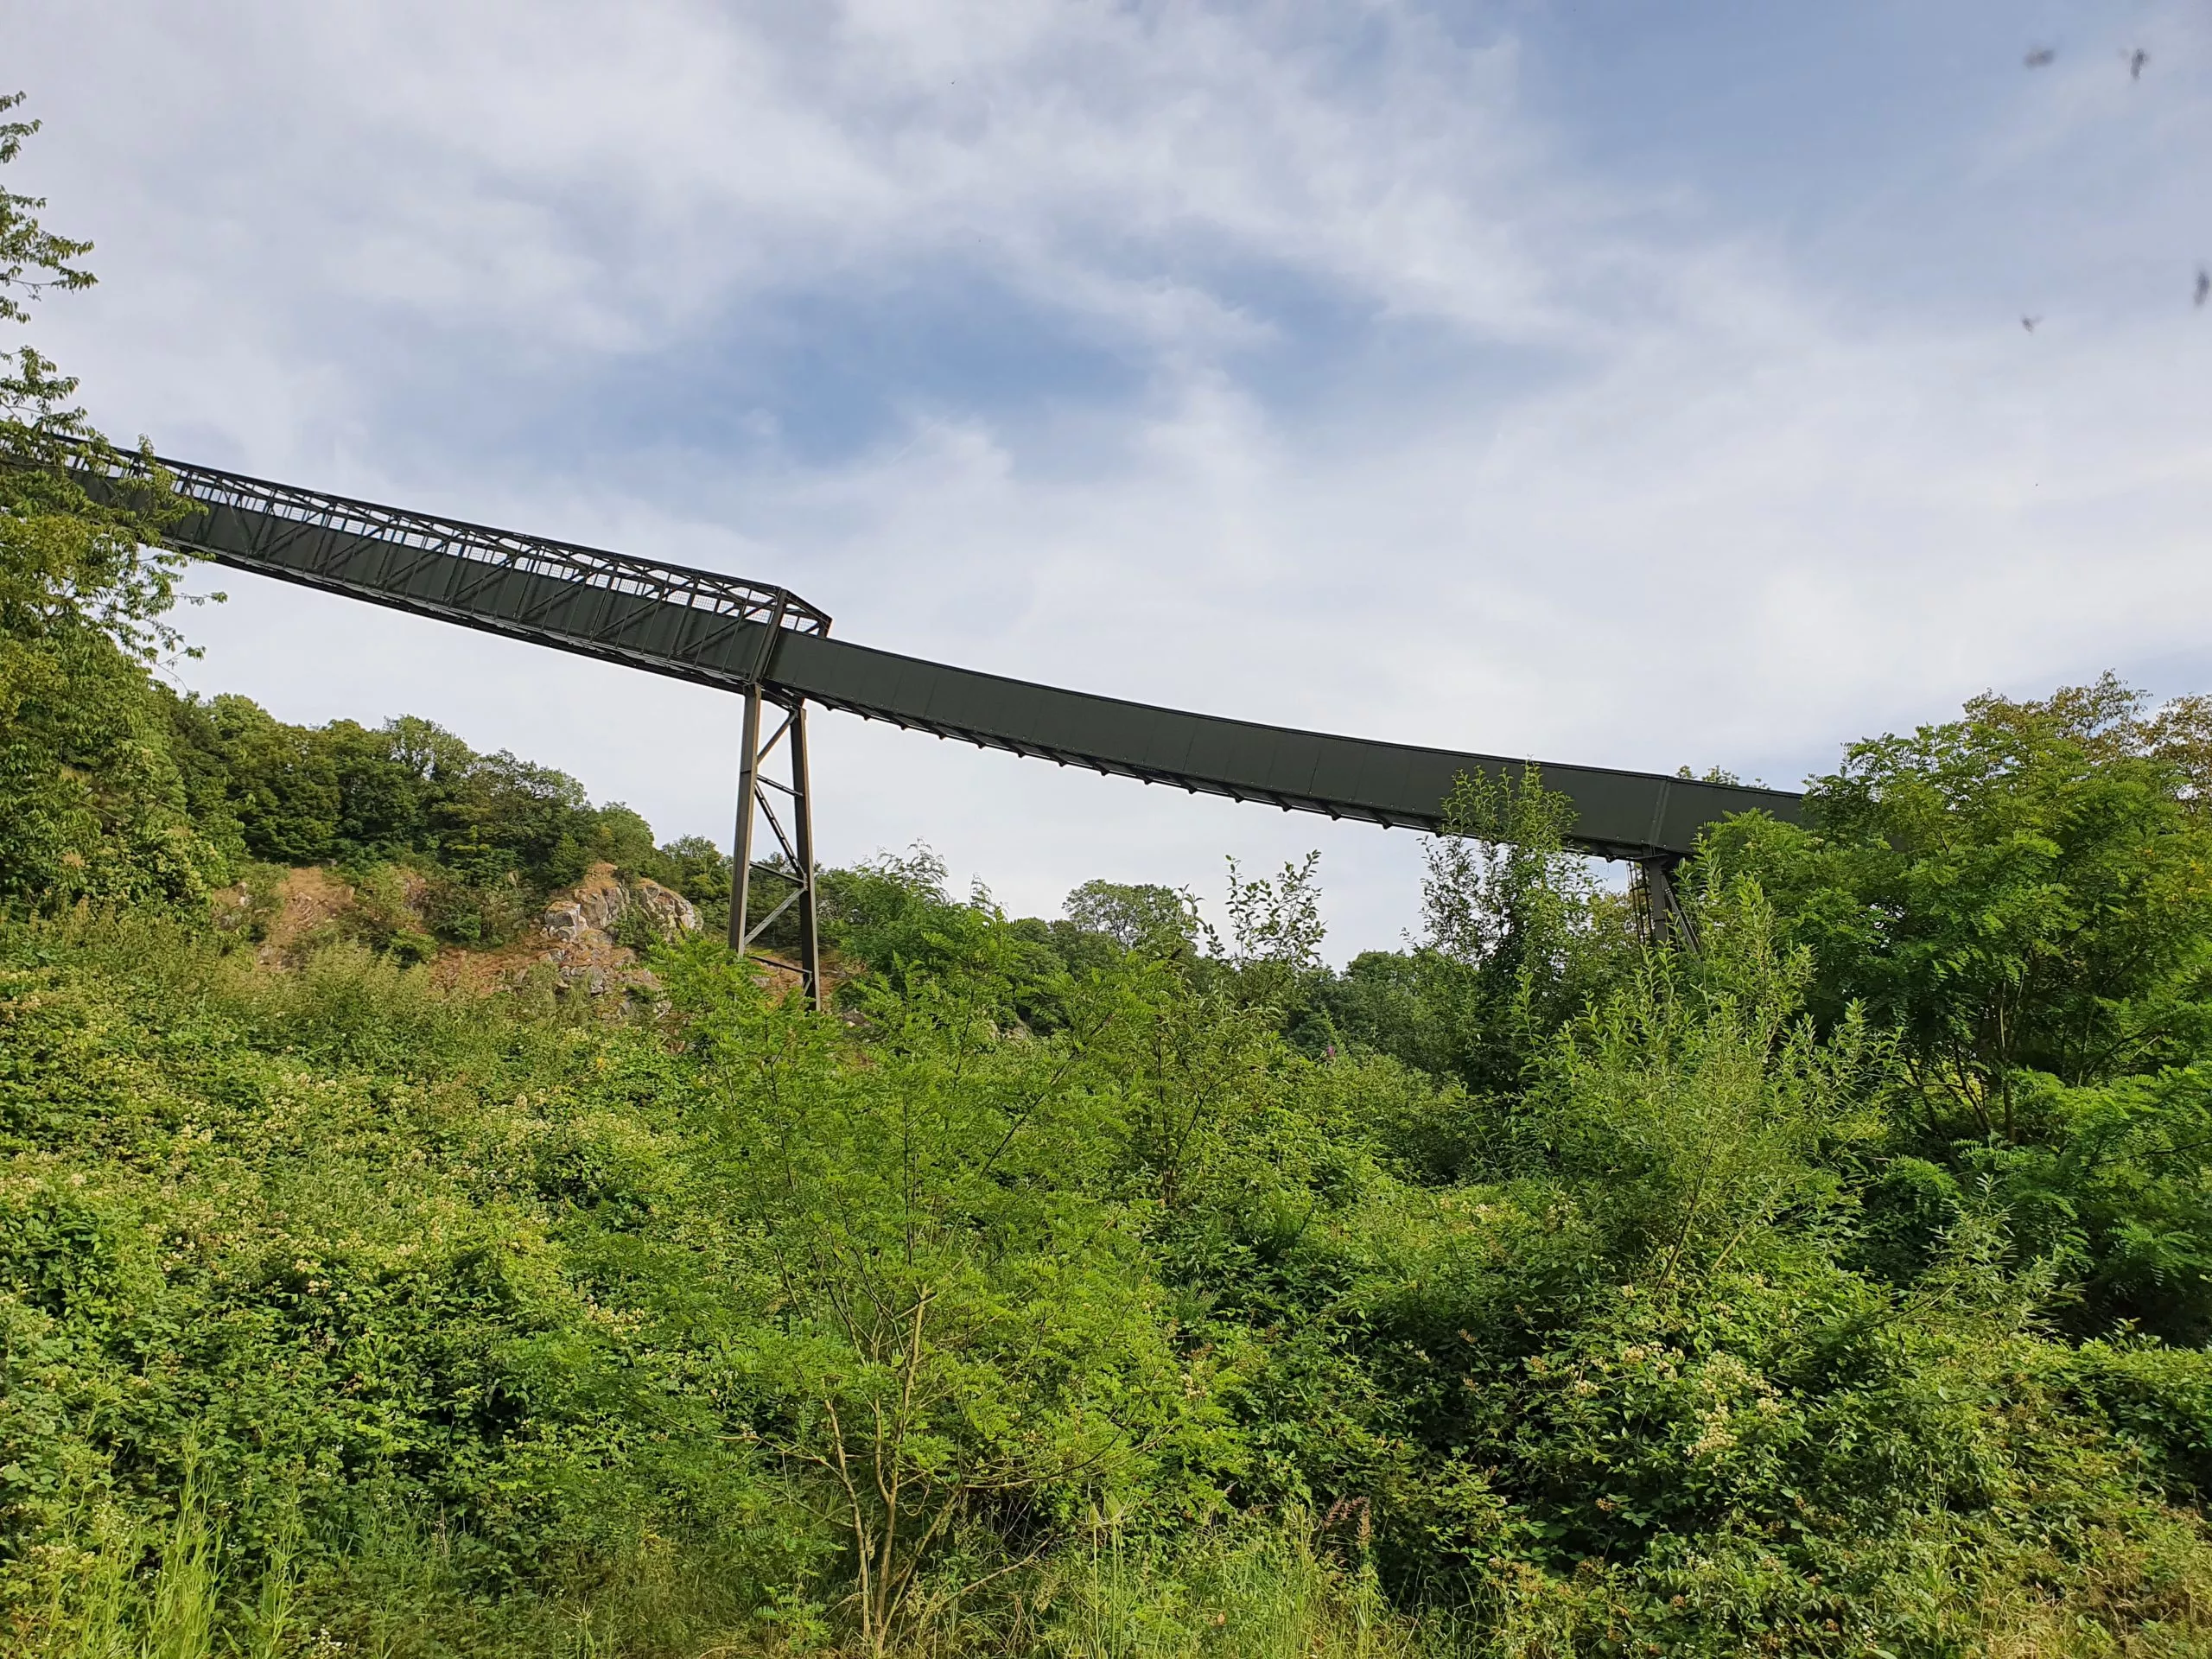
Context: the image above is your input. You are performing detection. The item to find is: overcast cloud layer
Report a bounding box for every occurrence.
[9,0,2211,955]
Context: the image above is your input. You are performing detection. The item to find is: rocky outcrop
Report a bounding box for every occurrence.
[214,867,365,968]
[539,865,699,944]
[532,863,700,996]
[216,861,706,1001]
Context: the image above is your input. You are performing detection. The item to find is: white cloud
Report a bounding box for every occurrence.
[23,2,1582,372]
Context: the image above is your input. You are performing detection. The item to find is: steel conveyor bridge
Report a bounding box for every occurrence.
[108,454,1802,999]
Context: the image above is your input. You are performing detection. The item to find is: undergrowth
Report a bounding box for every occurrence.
[8,905,2212,1656]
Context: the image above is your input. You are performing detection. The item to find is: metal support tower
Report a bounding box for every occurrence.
[1635,856,1701,953]
[728,684,823,1009]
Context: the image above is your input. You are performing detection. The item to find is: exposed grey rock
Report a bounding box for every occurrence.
[540,901,590,942]
[630,878,701,938]
[537,872,699,944]
[531,865,702,999]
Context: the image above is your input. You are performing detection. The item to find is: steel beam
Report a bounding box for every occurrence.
[1635,856,1701,953]
[86,453,1804,862]
[728,684,823,1008]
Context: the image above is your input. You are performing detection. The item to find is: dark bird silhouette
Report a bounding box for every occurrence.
[2196,268,2209,308]
[2022,315,2042,333]
[2024,45,2056,67]
[2129,48,2150,79]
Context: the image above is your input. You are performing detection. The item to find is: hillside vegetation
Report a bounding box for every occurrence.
[12,93,2212,1658]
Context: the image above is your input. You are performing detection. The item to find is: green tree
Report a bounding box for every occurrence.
[1063,878,1195,953]
[1702,677,2212,1135]
[1142,851,1342,1053]
[817,846,973,990]
[1700,677,2212,1337]
[1322,771,1633,1098]
[0,93,221,909]
[0,93,196,664]
[671,938,1224,1654]
[1535,880,1884,1284]
[195,694,341,865]
[1215,853,1328,1006]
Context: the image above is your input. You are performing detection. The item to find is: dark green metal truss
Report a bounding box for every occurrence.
[120,454,1801,860]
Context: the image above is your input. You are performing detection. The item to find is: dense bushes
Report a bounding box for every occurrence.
[1703,677,2212,1346]
[11,839,2212,1654]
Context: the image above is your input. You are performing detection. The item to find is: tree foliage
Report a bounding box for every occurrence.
[1701,676,2212,1341]
[1319,769,1636,1099]
[0,95,222,912]
[12,818,2212,1655]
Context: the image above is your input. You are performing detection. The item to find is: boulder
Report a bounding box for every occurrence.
[533,863,702,996]
[539,866,699,944]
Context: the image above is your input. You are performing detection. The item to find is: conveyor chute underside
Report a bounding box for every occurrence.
[139,456,1800,859]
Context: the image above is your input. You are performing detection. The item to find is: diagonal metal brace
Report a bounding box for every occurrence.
[728,683,823,1009]
[1635,855,1701,954]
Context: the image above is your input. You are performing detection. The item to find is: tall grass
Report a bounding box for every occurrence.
[1036,1522,1447,1659]
[33,1471,227,1659]
[0,907,583,1079]
[33,1498,132,1659]
[143,1468,219,1659]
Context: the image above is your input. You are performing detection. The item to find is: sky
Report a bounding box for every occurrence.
[8,0,2211,957]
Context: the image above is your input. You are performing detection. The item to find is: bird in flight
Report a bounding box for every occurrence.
[2129,48,2150,80]
[2022,315,2042,333]
[2024,45,2056,67]
[2196,268,2209,309]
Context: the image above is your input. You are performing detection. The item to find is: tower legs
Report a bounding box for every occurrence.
[1635,855,1700,953]
[728,684,824,1010]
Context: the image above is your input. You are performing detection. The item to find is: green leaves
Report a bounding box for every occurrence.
[0,97,233,912]
[1328,767,1637,1097]
[1700,677,2212,1341]
[675,931,1232,1649]
[1708,677,2212,1113]
[1535,882,1884,1285]
[0,98,196,665]
[0,93,94,330]
[11,559,2212,1653]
